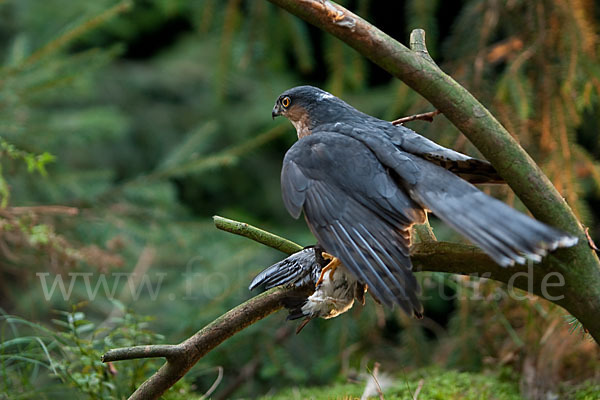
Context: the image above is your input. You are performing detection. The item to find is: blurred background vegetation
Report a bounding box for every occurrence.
[1,0,599,398]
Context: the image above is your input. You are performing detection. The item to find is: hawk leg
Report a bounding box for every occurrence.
[315,252,341,287]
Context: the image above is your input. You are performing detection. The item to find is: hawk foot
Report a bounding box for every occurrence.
[315,252,341,287]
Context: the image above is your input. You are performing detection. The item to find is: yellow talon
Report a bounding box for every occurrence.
[315,252,341,287]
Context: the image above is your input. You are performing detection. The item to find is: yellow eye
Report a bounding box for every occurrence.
[281,96,291,108]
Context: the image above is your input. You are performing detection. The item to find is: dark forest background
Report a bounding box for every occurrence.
[1,0,599,398]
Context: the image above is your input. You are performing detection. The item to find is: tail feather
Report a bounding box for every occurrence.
[399,155,578,267]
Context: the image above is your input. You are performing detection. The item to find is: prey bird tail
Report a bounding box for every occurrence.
[399,154,578,267]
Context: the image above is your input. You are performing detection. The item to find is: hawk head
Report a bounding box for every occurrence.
[272,86,360,138]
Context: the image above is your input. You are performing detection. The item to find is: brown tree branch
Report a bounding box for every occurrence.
[391,110,440,125]
[103,284,311,399]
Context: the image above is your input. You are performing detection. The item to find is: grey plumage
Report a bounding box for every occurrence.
[282,133,424,314]
[272,85,579,317]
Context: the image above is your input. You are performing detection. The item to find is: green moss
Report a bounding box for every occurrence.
[261,367,522,400]
[567,381,600,400]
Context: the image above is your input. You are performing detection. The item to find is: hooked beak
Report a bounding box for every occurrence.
[272,103,283,120]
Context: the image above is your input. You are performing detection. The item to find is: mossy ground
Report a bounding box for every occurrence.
[260,367,599,400]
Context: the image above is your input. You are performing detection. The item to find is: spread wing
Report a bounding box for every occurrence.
[281,132,425,314]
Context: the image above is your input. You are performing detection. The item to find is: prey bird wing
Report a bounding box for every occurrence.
[282,131,425,314]
[248,247,321,290]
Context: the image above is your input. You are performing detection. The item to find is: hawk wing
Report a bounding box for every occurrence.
[385,124,504,184]
[315,122,503,184]
[281,132,425,314]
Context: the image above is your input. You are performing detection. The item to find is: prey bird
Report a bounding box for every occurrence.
[265,85,577,318]
[250,246,366,333]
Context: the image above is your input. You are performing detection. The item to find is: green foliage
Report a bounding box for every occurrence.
[441,0,600,224]
[0,138,55,206]
[0,304,200,399]
[567,381,600,400]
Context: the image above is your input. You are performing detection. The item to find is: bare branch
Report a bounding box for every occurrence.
[102,285,310,399]
[391,110,440,125]
[102,345,180,362]
[585,227,599,252]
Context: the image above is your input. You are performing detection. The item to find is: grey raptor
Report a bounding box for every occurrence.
[264,85,577,318]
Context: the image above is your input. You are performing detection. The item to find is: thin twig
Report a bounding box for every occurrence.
[200,366,223,400]
[585,227,599,251]
[6,206,79,216]
[372,362,385,400]
[391,110,441,125]
[413,379,425,400]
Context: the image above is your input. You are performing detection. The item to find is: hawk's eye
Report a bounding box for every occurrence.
[281,96,291,108]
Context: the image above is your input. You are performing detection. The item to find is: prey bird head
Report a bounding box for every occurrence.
[272,85,362,138]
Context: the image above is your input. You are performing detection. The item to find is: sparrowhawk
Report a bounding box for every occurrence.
[262,85,577,319]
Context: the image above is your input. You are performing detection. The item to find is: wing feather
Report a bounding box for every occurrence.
[281,133,424,314]
[249,247,320,290]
